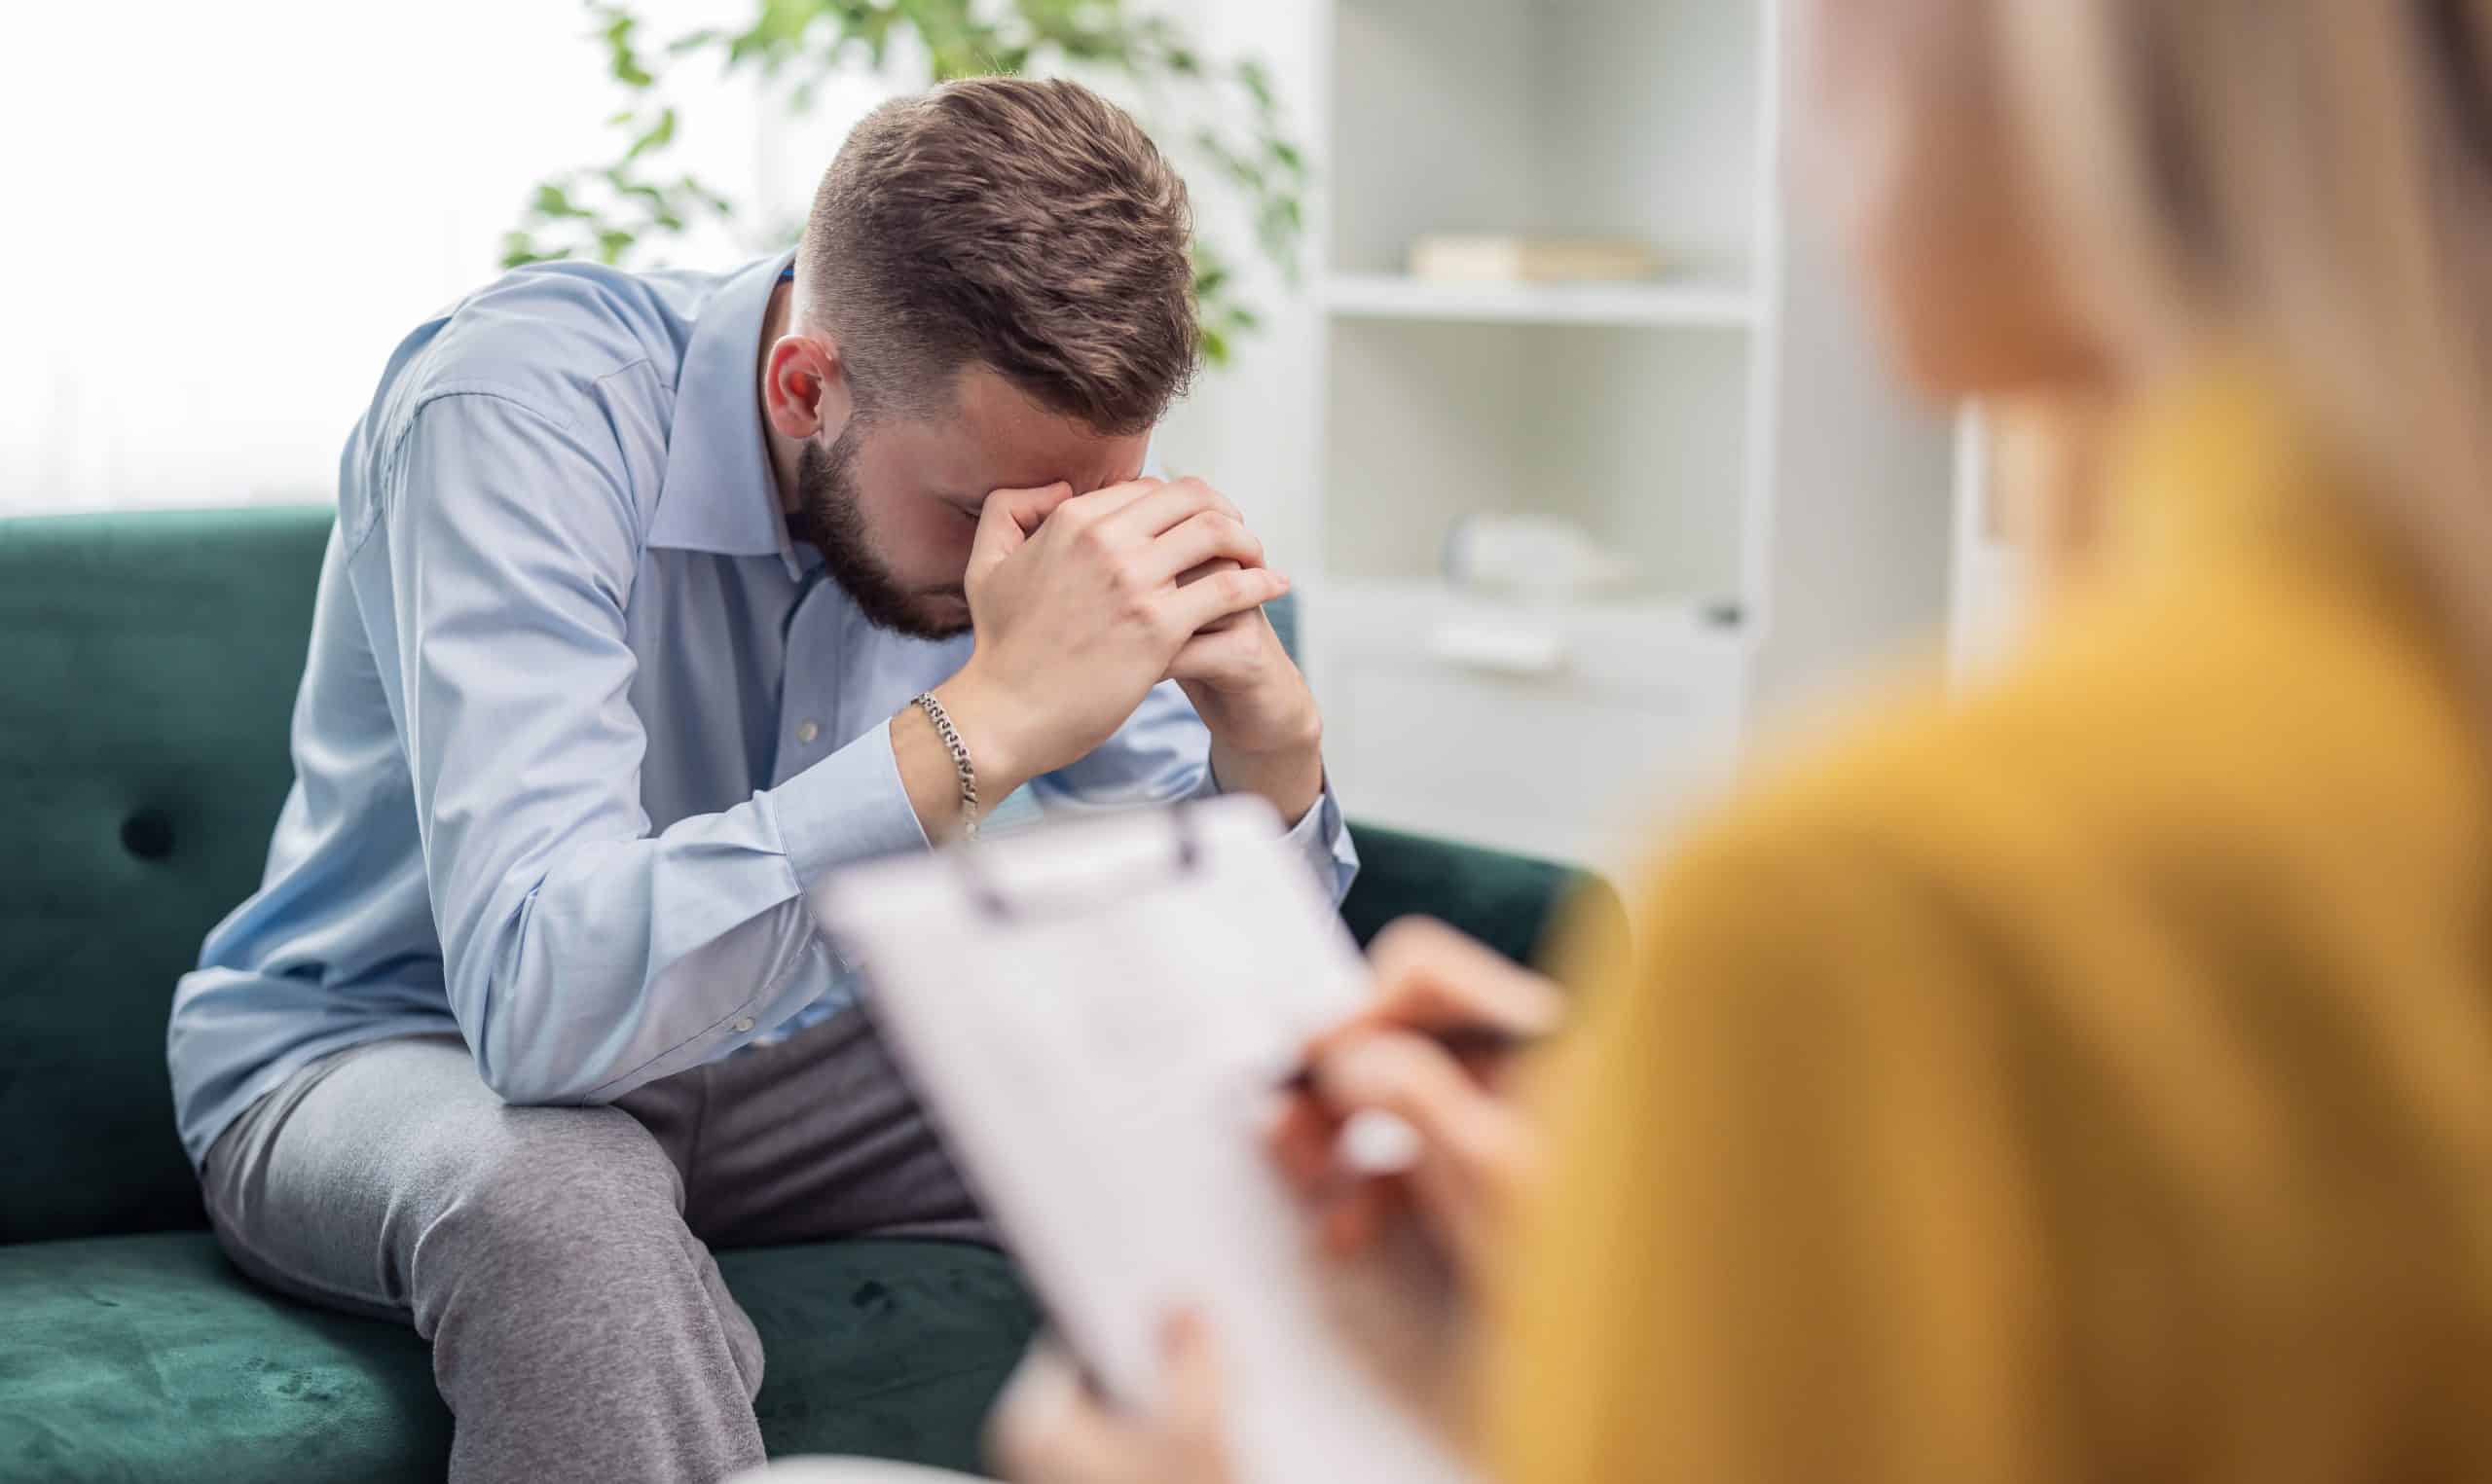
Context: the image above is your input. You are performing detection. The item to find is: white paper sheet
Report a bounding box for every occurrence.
[811,797,1474,1484]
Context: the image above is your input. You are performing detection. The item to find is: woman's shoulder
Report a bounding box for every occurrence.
[1633,563,2488,968]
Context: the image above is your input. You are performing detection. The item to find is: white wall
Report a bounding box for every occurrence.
[0,0,762,512]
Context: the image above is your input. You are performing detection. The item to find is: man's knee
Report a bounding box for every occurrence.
[418,1104,686,1272]
[412,1103,762,1398]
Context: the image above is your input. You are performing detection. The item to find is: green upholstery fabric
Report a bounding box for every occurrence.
[0,1233,1038,1481]
[0,1235,440,1482]
[0,507,332,1245]
[0,504,1602,1479]
[719,1242,1038,1467]
[1339,821,1620,969]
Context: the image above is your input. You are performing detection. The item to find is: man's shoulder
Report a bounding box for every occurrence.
[393,259,720,425]
[341,259,760,546]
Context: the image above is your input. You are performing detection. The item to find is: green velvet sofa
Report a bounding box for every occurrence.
[0,505,1602,1482]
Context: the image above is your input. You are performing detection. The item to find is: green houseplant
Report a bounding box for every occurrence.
[506,0,1308,364]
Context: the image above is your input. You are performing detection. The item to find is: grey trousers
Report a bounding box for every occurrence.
[201,1009,992,1484]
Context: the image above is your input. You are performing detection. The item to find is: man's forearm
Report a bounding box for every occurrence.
[892,672,1039,842]
[898,660,1327,839]
[1209,733,1326,829]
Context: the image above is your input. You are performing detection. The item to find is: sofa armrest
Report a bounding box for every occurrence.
[1338,821,1625,970]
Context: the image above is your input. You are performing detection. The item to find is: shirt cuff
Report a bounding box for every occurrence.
[1284,780,1360,904]
[1194,756,1359,903]
[762,719,934,891]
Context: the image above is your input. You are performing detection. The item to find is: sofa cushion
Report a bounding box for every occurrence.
[0,508,333,1244]
[0,1231,1038,1481]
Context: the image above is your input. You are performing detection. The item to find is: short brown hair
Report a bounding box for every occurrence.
[799,77,1198,436]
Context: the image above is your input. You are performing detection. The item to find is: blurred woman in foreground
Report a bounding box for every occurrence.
[1000,0,2492,1478]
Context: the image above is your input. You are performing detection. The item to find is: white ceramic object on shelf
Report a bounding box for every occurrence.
[1443,512,1637,599]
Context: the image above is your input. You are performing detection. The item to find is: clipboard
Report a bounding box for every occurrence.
[809,796,1473,1484]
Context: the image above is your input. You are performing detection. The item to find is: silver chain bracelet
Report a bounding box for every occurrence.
[910,691,980,840]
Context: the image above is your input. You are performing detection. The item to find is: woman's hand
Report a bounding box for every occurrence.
[987,1313,1234,1484]
[1270,917,1563,1285]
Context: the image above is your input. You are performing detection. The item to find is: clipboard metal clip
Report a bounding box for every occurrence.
[953,806,1208,923]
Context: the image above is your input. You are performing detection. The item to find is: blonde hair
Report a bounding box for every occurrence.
[1997,1,2492,689]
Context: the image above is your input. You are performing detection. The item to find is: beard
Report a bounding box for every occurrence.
[787,427,971,641]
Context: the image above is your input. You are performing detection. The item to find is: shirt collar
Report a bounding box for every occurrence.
[649,249,805,579]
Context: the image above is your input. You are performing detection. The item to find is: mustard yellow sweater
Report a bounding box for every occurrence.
[1493,371,2492,1483]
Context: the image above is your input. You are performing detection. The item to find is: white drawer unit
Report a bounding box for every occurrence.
[1311,582,1746,867]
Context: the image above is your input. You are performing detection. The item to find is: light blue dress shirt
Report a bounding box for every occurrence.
[166,252,1355,1169]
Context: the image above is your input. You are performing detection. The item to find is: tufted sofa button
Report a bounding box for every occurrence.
[121,809,175,861]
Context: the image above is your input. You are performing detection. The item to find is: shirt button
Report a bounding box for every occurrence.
[732,1016,755,1033]
[795,720,821,745]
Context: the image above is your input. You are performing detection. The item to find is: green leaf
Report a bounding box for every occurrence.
[624,105,677,161]
[1198,322,1229,366]
[597,228,637,262]
[608,172,668,203]
[604,10,656,88]
[1236,57,1274,111]
[532,182,588,219]
[504,238,574,269]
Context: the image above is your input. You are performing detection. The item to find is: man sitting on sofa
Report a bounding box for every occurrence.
[165,76,1350,1484]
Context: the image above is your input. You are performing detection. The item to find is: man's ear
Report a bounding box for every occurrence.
[762,332,854,442]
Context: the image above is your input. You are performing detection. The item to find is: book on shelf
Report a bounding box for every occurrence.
[1407,234,1666,284]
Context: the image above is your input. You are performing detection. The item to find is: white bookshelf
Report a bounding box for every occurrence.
[1163,0,1958,869]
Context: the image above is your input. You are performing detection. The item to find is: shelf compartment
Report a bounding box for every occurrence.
[1321,318,1752,603]
[1329,0,1765,280]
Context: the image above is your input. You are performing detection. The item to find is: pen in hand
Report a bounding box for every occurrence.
[1276,1023,1549,1176]
[1273,1023,1545,1096]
